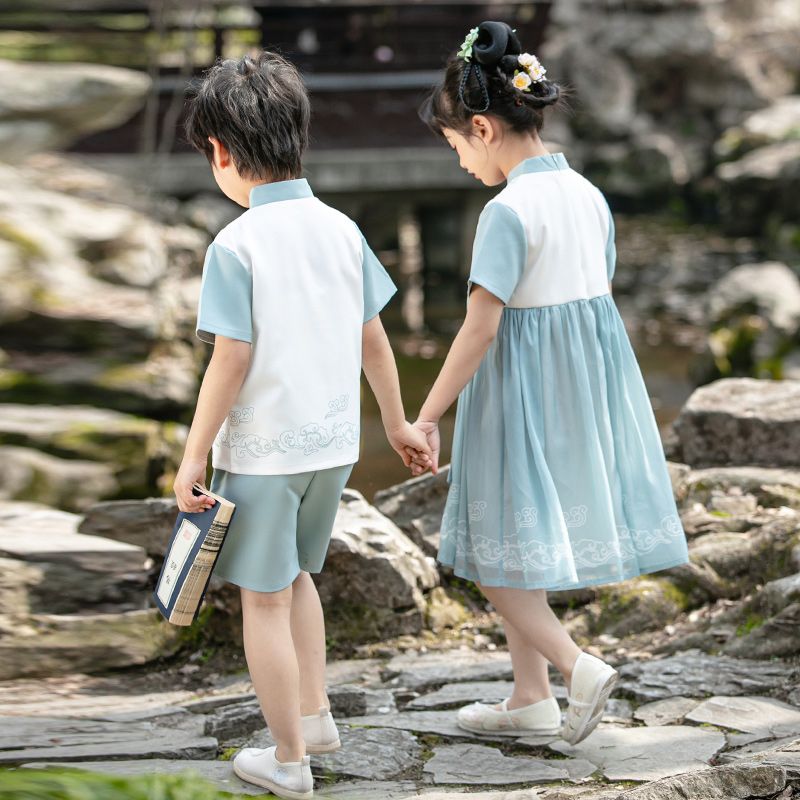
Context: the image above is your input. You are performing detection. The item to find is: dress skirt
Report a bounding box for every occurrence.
[439,293,689,591]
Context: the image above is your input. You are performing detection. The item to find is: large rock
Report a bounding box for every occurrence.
[716,95,800,159]
[0,169,164,355]
[0,60,150,161]
[314,489,439,641]
[613,761,787,800]
[0,607,181,681]
[677,466,800,511]
[78,495,178,558]
[0,344,200,418]
[705,262,800,380]
[717,141,800,236]
[672,378,800,468]
[373,467,450,557]
[545,0,800,196]
[593,577,689,638]
[0,500,150,616]
[0,445,118,512]
[0,404,187,500]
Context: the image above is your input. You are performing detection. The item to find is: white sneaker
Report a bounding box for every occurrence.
[457,696,562,735]
[302,706,341,754]
[562,652,619,745]
[233,745,313,799]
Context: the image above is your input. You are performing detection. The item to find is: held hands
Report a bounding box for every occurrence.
[174,456,216,514]
[407,419,440,477]
[386,421,433,473]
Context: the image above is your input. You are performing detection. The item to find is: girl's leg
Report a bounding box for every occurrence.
[289,571,329,715]
[498,617,553,709]
[478,584,582,686]
[240,585,305,763]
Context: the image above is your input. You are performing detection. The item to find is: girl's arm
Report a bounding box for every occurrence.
[174,336,252,512]
[362,314,432,466]
[415,286,504,468]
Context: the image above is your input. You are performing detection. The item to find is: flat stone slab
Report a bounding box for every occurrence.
[328,683,396,716]
[407,681,516,710]
[0,715,218,765]
[245,724,423,781]
[423,743,597,785]
[718,734,800,764]
[548,724,726,782]
[319,781,419,799]
[381,651,513,691]
[0,671,198,718]
[685,695,800,736]
[633,696,700,726]
[343,709,558,744]
[618,650,791,701]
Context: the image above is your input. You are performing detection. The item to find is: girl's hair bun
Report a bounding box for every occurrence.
[472,21,521,68]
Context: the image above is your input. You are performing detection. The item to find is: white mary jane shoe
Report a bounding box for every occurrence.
[562,652,619,745]
[457,696,562,735]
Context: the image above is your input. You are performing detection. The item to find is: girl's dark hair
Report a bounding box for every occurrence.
[184,51,310,181]
[420,21,562,138]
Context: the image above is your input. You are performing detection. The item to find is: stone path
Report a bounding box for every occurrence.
[2,647,799,799]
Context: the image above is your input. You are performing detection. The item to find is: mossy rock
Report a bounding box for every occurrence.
[0,404,187,499]
[593,576,690,638]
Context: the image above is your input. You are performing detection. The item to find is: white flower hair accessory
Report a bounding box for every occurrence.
[514,52,547,92]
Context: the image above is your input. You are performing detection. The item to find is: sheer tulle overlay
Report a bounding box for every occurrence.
[439,293,689,590]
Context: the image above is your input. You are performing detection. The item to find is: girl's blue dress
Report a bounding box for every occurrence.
[438,153,689,591]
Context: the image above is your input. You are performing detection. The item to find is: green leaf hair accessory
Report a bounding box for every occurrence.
[458,27,480,61]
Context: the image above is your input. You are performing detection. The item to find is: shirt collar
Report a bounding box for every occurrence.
[249,178,314,207]
[507,152,569,182]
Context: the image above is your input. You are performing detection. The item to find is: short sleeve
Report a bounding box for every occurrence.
[196,243,253,344]
[468,203,527,304]
[604,199,617,281]
[361,234,397,323]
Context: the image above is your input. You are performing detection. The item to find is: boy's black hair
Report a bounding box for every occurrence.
[184,51,311,181]
[419,21,564,139]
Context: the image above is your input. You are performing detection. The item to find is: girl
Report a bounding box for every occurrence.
[410,21,690,745]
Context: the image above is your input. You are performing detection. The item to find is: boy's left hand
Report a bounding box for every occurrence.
[174,456,216,514]
[386,421,433,471]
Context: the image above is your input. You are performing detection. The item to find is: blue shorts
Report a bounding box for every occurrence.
[209,463,354,593]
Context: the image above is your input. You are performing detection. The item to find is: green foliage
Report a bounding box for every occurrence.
[736,612,765,638]
[0,767,248,800]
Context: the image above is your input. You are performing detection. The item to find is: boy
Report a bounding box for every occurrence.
[173,51,431,800]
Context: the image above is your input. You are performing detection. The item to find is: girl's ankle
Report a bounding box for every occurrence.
[275,743,306,763]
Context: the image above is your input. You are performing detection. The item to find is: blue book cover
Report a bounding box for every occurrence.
[153,483,235,626]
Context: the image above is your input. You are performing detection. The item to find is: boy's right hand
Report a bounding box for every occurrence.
[409,419,440,476]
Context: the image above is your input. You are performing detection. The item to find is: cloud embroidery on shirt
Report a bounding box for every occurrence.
[325,394,350,418]
[217,421,358,458]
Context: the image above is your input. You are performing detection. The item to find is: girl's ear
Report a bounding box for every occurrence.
[208,136,231,169]
[470,114,496,145]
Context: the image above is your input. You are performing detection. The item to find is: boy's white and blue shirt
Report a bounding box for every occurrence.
[440,151,689,592]
[196,178,396,475]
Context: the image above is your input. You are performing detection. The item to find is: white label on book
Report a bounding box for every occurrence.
[157,518,202,607]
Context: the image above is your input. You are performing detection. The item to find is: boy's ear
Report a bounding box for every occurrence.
[208,136,231,169]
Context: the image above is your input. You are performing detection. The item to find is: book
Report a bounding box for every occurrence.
[153,482,236,626]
